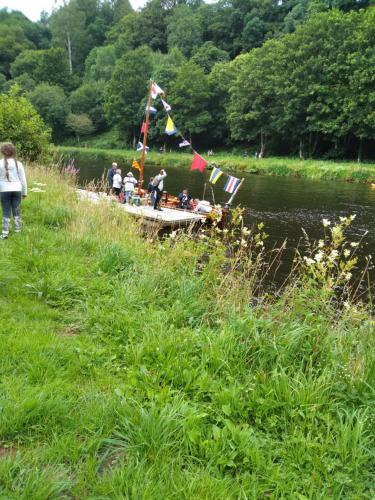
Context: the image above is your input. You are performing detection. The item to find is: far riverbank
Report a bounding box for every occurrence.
[55,146,375,184]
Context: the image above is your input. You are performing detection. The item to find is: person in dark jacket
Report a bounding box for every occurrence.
[107,162,117,192]
[178,188,191,210]
[152,169,167,211]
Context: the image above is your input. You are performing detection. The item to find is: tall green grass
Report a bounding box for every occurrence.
[55,145,375,183]
[0,166,373,498]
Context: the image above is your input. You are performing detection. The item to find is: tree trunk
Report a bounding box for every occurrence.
[66,32,73,74]
[299,137,304,160]
[259,130,266,158]
[357,137,363,164]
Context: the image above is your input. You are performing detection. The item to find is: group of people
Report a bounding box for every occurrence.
[107,162,167,211]
[107,162,213,214]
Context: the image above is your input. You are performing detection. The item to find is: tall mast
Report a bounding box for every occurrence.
[139,80,152,195]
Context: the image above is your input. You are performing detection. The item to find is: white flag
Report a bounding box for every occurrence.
[151,82,164,99]
[161,99,171,112]
[179,139,190,148]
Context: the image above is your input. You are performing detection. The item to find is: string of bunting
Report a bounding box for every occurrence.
[136,81,241,194]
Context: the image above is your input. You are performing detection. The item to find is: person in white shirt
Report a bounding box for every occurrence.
[0,143,27,239]
[152,169,167,211]
[112,169,122,197]
[194,199,212,214]
[123,172,137,204]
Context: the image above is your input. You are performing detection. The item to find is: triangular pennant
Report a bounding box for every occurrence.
[179,139,190,148]
[190,151,207,173]
[132,159,141,172]
[141,122,147,134]
[146,105,157,115]
[151,82,164,99]
[165,116,177,136]
[161,99,171,112]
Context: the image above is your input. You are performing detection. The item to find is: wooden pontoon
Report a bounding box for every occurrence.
[77,189,205,228]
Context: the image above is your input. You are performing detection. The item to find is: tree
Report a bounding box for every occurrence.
[0,86,51,160]
[208,61,232,143]
[168,61,212,142]
[191,42,229,74]
[69,82,107,130]
[50,0,93,74]
[104,46,154,140]
[84,45,117,82]
[11,48,70,88]
[66,113,95,141]
[167,5,203,57]
[0,24,34,76]
[29,84,70,141]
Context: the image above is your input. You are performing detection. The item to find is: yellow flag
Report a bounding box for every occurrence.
[132,159,141,171]
[165,116,177,135]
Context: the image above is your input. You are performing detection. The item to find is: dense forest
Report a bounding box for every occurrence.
[1,0,375,159]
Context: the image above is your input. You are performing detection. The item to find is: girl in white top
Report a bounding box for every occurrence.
[0,143,27,239]
[112,169,122,197]
[123,172,137,204]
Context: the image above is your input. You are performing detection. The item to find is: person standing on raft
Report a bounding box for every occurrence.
[152,169,167,211]
[0,143,27,239]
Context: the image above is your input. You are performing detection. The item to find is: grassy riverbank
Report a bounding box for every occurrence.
[0,166,374,498]
[55,145,375,183]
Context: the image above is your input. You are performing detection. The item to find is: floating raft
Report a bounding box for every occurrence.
[77,189,205,228]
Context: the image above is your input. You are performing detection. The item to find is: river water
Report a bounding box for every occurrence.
[76,155,375,288]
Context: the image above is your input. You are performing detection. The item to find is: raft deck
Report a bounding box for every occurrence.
[77,189,205,228]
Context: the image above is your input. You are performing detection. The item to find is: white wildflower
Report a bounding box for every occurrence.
[240,239,248,247]
[344,249,350,257]
[223,229,229,234]
[339,216,347,223]
[314,251,324,262]
[169,231,177,239]
[322,218,331,227]
[30,187,45,193]
[256,240,264,247]
[304,257,315,265]
[199,234,207,240]
[329,250,339,261]
[33,182,47,187]
[318,240,325,248]
[345,272,352,281]
[343,301,350,310]
[242,227,251,236]
[350,214,356,221]
[350,242,359,248]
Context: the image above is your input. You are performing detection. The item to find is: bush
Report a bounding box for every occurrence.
[0,86,51,161]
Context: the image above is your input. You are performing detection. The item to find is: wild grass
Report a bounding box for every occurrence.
[55,145,375,184]
[0,165,374,498]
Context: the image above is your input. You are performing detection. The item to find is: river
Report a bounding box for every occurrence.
[76,155,375,290]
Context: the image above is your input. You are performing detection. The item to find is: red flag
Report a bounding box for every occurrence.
[141,122,148,134]
[190,151,207,173]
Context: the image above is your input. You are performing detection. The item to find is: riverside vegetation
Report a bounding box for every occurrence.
[0,165,374,498]
[56,145,375,183]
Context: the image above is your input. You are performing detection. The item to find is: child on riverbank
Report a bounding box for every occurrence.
[112,169,122,197]
[0,143,27,239]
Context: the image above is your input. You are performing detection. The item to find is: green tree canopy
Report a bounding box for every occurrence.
[167,5,203,57]
[104,46,154,140]
[191,41,229,74]
[29,84,70,141]
[0,86,51,160]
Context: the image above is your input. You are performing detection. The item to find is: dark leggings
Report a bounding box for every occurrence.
[1,191,22,235]
[153,187,162,209]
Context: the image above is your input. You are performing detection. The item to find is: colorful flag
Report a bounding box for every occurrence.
[137,141,149,153]
[132,159,141,172]
[151,82,164,98]
[165,116,177,135]
[141,122,148,134]
[190,151,207,173]
[161,99,171,112]
[224,175,241,194]
[179,139,190,148]
[209,167,223,185]
[146,105,157,115]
